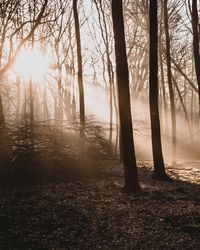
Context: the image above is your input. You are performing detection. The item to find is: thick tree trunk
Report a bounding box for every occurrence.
[111,0,140,193]
[73,0,85,125]
[149,0,169,180]
[163,0,177,164]
[192,0,200,118]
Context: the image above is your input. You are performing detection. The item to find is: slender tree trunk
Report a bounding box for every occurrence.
[172,75,190,129]
[43,89,49,121]
[111,0,140,193]
[149,0,169,180]
[112,81,119,156]
[16,75,21,123]
[57,66,63,124]
[29,80,34,141]
[191,88,194,125]
[94,0,115,143]
[159,54,168,132]
[109,86,113,142]
[159,40,168,116]
[73,0,85,125]
[192,0,200,118]
[0,92,5,126]
[29,80,34,124]
[54,97,58,124]
[159,7,167,116]
[163,0,177,164]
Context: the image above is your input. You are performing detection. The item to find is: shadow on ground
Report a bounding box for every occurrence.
[0,161,199,249]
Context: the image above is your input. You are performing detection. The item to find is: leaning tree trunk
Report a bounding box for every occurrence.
[163,0,177,164]
[111,0,141,193]
[149,0,170,180]
[73,0,85,125]
[192,0,200,118]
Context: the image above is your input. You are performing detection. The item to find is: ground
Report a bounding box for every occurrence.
[0,162,199,249]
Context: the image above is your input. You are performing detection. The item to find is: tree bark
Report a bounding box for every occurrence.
[149,0,169,180]
[163,0,177,164]
[192,0,200,118]
[0,92,5,126]
[73,0,85,125]
[111,0,141,193]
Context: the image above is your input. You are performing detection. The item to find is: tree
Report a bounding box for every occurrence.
[73,0,85,125]
[93,0,116,143]
[191,0,200,118]
[0,0,49,126]
[149,0,170,180]
[0,0,49,78]
[163,0,177,163]
[111,0,141,193]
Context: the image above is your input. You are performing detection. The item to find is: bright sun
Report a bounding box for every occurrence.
[15,47,48,82]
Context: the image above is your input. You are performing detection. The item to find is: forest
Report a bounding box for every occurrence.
[0,0,199,249]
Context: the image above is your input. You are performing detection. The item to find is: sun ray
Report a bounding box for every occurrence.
[14,47,49,83]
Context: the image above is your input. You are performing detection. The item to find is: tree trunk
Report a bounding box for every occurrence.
[94,0,115,143]
[163,0,177,164]
[149,0,169,180]
[0,92,5,126]
[16,75,21,123]
[111,0,140,193]
[29,80,34,140]
[73,0,85,125]
[29,80,34,124]
[57,65,63,124]
[192,0,200,118]
[159,25,167,115]
[43,89,49,121]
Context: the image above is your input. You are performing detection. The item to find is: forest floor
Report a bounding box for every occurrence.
[0,161,199,249]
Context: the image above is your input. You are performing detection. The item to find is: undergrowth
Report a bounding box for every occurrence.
[0,116,117,183]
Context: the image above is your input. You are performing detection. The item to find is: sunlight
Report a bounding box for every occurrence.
[84,83,112,123]
[14,47,48,82]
